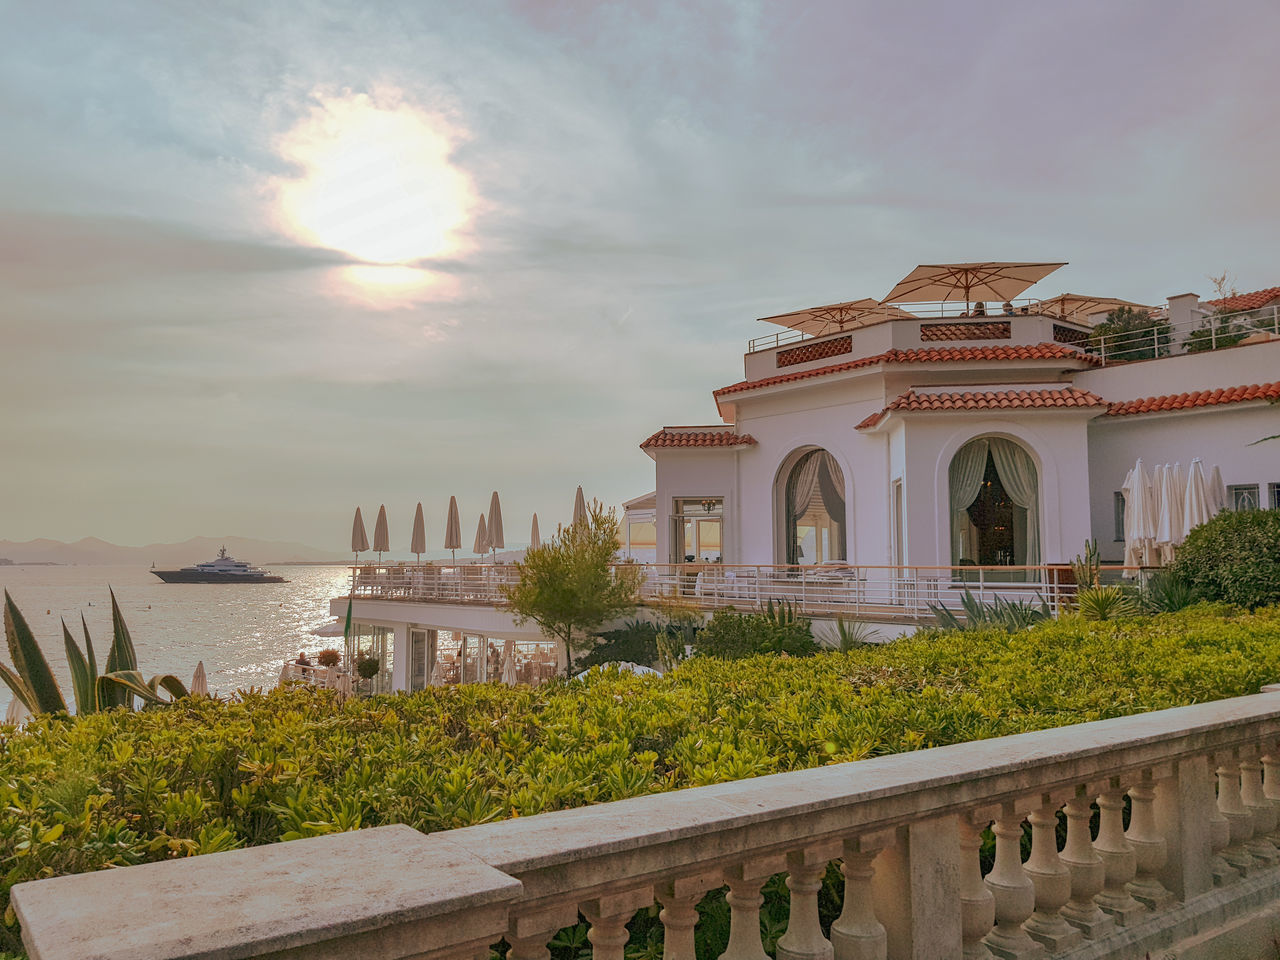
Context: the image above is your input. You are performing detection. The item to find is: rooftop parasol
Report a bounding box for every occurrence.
[443,496,461,563]
[1035,293,1152,323]
[487,491,504,562]
[473,514,490,557]
[372,504,390,561]
[572,486,587,526]
[880,262,1067,309]
[410,502,427,563]
[757,298,916,337]
[530,513,541,551]
[350,507,370,559]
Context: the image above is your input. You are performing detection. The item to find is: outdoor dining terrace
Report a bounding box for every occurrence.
[347,561,1133,623]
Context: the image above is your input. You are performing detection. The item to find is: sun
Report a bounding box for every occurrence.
[271,89,476,265]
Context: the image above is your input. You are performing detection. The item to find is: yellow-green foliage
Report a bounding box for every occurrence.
[1,605,1279,952]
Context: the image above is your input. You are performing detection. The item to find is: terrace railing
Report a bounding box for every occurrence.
[1087,303,1280,365]
[349,561,1135,622]
[18,688,1280,959]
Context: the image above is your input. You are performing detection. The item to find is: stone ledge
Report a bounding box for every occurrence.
[12,825,522,960]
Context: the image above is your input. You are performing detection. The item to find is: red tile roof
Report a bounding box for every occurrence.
[641,428,758,449]
[714,343,1098,398]
[1205,286,1280,313]
[1105,381,1280,418]
[856,387,1106,429]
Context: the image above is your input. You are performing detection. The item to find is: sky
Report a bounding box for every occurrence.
[1,0,1278,552]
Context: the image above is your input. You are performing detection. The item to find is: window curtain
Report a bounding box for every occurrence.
[816,455,847,560]
[949,439,989,564]
[988,438,1040,565]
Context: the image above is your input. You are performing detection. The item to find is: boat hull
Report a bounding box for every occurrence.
[151,571,288,584]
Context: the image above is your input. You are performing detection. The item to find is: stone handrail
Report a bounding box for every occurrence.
[16,690,1280,959]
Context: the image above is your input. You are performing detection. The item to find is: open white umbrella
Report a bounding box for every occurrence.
[191,661,209,697]
[1209,465,1228,515]
[530,514,542,551]
[428,661,445,687]
[1184,459,1213,538]
[5,695,29,726]
[443,496,462,562]
[499,638,517,686]
[572,486,588,526]
[880,261,1067,310]
[410,502,427,562]
[487,491,504,562]
[351,507,370,558]
[473,514,490,556]
[373,504,390,560]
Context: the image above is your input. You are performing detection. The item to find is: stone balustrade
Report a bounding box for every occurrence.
[16,690,1280,960]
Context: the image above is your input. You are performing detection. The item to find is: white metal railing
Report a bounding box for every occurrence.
[18,690,1280,958]
[349,561,1137,621]
[1088,303,1280,365]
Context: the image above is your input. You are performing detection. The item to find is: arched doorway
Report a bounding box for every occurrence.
[949,437,1039,568]
[781,449,847,565]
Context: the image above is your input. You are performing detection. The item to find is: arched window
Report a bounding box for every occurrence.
[782,449,847,565]
[949,437,1039,567]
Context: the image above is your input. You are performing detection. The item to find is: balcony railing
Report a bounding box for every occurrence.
[1088,303,1280,365]
[348,561,1132,622]
[17,688,1280,958]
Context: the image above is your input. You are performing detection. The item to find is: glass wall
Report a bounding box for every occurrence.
[782,450,847,565]
[672,498,723,563]
[949,437,1040,571]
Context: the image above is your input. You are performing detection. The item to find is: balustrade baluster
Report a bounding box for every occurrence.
[657,875,718,960]
[1239,756,1279,863]
[583,890,653,960]
[1205,760,1239,886]
[958,816,995,959]
[720,863,772,960]
[1261,749,1280,845]
[1217,759,1258,873]
[829,837,886,960]
[507,906,580,960]
[777,847,835,960]
[1092,782,1145,925]
[983,803,1045,960]
[1023,799,1082,951]
[1125,771,1174,909]
[1059,790,1115,938]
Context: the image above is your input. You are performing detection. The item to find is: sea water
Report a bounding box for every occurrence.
[0,564,353,712]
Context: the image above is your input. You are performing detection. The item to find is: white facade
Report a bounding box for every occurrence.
[643,294,1280,570]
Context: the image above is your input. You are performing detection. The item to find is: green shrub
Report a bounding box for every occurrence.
[693,607,818,659]
[355,656,380,680]
[1172,510,1280,609]
[316,649,341,668]
[1141,570,1196,614]
[1089,306,1172,362]
[929,590,1052,632]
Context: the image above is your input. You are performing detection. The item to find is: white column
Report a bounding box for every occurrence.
[1125,772,1174,910]
[830,837,886,960]
[1023,800,1081,952]
[957,816,994,960]
[583,889,653,960]
[777,847,834,960]
[1153,755,1214,901]
[657,874,718,960]
[1093,784,1145,925]
[1059,791,1115,938]
[983,803,1045,959]
[391,623,409,692]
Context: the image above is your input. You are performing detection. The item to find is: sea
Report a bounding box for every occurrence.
[0,563,353,713]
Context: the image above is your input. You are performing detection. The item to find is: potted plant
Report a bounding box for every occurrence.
[317,649,342,668]
[356,654,380,691]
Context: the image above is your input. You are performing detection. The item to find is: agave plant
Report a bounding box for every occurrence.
[1141,570,1197,614]
[929,590,1053,632]
[2,588,189,716]
[821,617,884,650]
[1075,585,1142,622]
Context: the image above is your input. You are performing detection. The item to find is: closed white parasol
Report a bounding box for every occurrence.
[473,514,490,556]
[530,513,541,550]
[1122,459,1156,570]
[443,496,462,562]
[373,504,390,560]
[1208,465,1228,514]
[410,502,427,562]
[351,507,370,557]
[487,491,504,561]
[500,638,517,686]
[1184,459,1213,538]
[572,486,587,526]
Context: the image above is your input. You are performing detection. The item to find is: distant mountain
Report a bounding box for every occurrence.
[0,536,341,566]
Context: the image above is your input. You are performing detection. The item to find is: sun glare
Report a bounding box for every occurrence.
[272,90,476,266]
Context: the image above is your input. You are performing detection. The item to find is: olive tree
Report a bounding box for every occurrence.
[502,501,643,676]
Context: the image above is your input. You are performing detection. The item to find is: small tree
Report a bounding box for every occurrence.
[1090,306,1171,362]
[502,501,643,676]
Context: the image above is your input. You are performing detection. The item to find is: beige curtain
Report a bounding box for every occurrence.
[988,438,1040,564]
[949,439,990,564]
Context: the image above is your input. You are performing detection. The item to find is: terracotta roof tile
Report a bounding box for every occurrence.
[1204,286,1280,313]
[856,387,1107,429]
[714,343,1097,398]
[641,428,758,449]
[1105,381,1280,417]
